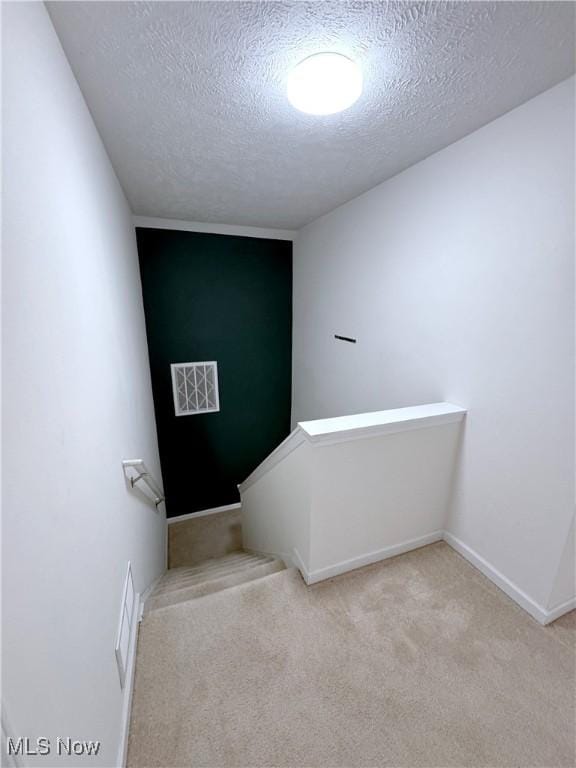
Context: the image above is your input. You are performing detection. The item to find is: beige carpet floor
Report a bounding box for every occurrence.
[128,542,575,767]
[168,508,242,569]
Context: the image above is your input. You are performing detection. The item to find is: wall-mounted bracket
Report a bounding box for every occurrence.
[334,334,357,343]
[122,460,165,509]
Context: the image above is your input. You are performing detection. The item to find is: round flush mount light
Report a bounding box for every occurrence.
[287,52,362,115]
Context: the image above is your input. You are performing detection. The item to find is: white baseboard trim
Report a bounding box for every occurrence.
[292,548,310,583]
[545,596,576,624]
[293,531,574,625]
[117,569,166,766]
[167,502,241,525]
[137,573,164,622]
[299,531,444,585]
[116,589,141,768]
[442,532,575,626]
[1,706,22,768]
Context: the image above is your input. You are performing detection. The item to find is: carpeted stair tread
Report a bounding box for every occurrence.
[163,550,255,574]
[155,555,272,594]
[157,557,264,589]
[144,559,286,614]
[155,554,277,593]
[160,552,260,582]
[153,560,276,596]
[143,565,296,622]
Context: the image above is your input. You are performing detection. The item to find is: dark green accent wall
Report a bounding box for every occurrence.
[137,228,293,518]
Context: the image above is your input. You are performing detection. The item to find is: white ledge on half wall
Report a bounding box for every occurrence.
[239,400,467,599]
[239,402,466,493]
[299,402,466,443]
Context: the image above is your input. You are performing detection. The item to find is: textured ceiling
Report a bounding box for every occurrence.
[47,1,575,230]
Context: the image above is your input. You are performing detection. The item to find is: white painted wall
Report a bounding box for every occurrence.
[241,404,465,583]
[241,436,312,565]
[293,78,575,613]
[309,423,461,573]
[548,516,575,609]
[3,4,165,765]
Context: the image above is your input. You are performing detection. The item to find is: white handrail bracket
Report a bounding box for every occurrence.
[122,459,165,509]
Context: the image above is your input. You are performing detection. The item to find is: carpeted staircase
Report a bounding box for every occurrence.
[144,551,286,615]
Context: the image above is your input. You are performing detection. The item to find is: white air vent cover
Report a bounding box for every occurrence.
[115,562,135,689]
[171,361,220,416]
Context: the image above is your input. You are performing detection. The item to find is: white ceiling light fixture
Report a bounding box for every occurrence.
[287,52,363,116]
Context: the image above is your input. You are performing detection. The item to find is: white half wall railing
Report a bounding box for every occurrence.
[239,403,466,584]
[122,459,165,509]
